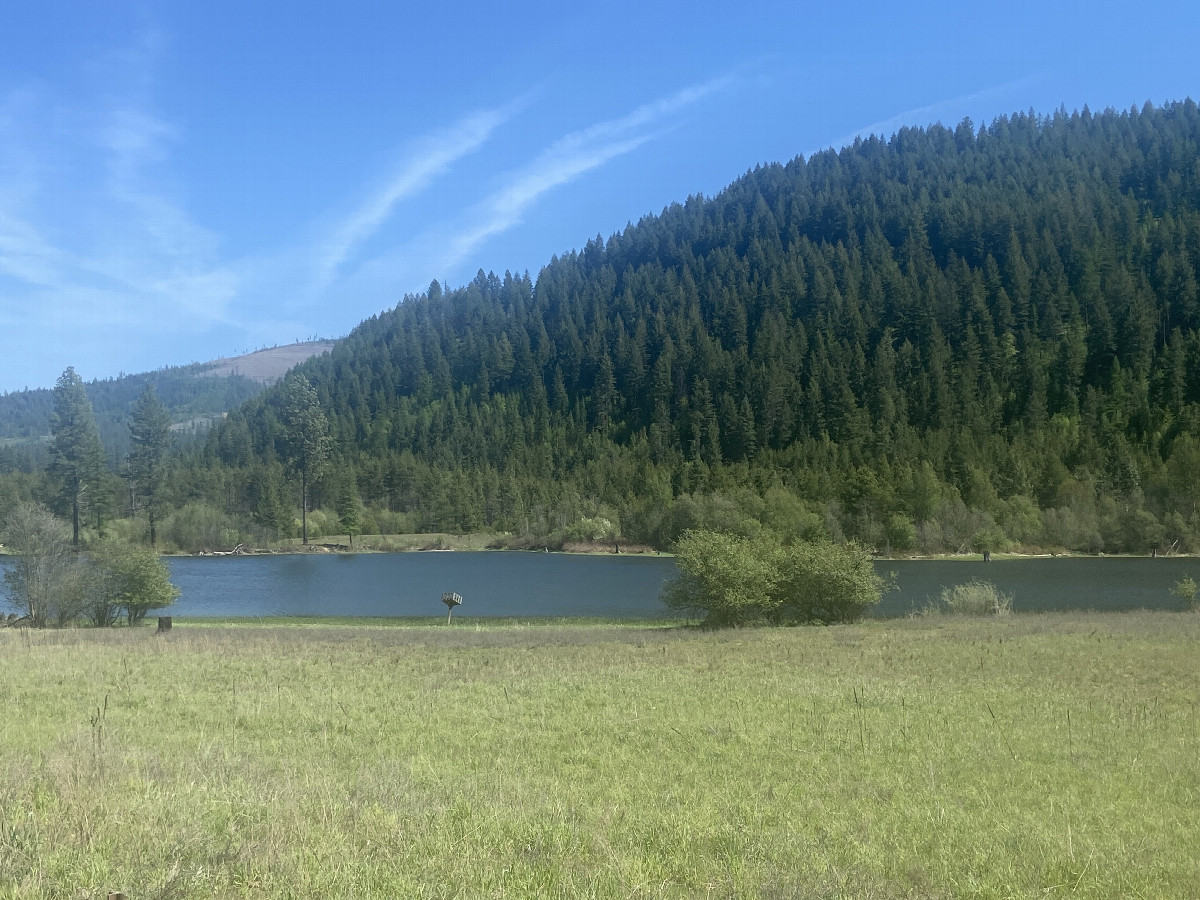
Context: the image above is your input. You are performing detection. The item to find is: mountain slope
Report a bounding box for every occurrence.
[201,100,1200,552]
[0,342,333,460]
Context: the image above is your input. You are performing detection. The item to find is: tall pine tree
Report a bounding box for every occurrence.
[279,376,332,545]
[47,367,104,548]
[127,384,171,548]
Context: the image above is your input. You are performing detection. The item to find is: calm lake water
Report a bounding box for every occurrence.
[3,552,1196,618]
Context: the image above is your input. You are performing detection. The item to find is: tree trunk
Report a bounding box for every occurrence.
[301,468,309,545]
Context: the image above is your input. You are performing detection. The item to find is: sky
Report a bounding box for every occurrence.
[1,0,1197,393]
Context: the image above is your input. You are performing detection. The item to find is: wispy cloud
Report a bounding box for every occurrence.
[0,42,736,390]
[315,103,519,286]
[816,76,1042,154]
[0,35,247,389]
[0,48,238,330]
[432,76,734,275]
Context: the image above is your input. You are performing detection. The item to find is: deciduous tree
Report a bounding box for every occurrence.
[88,538,180,625]
[2,503,86,626]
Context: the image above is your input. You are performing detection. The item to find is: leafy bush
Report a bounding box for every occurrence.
[362,508,418,536]
[1171,575,1198,611]
[926,579,1013,616]
[304,508,333,539]
[562,516,616,542]
[3,505,179,627]
[160,502,253,553]
[884,514,917,552]
[773,540,887,625]
[662,530,779,627]
[86,538,180,625]
[2,502,87,626]
[663,530,885,627]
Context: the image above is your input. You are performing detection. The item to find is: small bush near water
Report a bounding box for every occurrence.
[926,578,1013,616]
[662,530,886,626]
[1171,574,1198,610]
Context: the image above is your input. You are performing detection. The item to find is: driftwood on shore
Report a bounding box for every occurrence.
[196,544,246,556]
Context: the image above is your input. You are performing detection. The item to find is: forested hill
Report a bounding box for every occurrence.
[0,367,261,462]
[206,100,1200,554]
[0,343,332,461]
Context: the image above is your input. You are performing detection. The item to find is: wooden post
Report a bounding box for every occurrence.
[157,616,172,633]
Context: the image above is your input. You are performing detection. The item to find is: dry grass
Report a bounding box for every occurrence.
[1,612,1198,898]
[924,579,1014,616]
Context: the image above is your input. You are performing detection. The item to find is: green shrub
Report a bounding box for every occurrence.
[662,530,778,627]
[363,508,419,536]
[663,530,886,627]
[304,508,333,539]
[1171,575,1198,610]
[87,538,180,625]
[160,502,253,553]
[926,579,1013,616]
[884,514,917,552]
[562,516,616,542]
[773,540,887,625]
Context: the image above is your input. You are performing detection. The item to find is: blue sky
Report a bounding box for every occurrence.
[1,0,1197,392]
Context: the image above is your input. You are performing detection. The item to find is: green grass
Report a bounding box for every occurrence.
[1,613,1198,898]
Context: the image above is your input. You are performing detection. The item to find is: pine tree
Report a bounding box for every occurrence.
[337,477,364,547]
[127,385,171,548]
[47,367,104,548]
[278,376,332,545]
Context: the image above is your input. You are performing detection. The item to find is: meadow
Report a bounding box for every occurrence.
[0,613,1197,898]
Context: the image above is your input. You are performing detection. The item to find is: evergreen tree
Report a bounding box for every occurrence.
[47,367,104,548]
[127,384,171,547]
[278,376,332,544]
[337,477,364,547]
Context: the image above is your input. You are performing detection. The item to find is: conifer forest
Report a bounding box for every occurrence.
[4,101,1200,555]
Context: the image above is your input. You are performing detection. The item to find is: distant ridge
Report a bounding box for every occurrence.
[197,341,336,383]
[0,340,339,457]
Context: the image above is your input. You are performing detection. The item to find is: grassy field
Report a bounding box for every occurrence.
[1,614,1197,899]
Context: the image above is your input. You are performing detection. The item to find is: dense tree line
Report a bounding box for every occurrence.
[5,101,1200,555]
[0,365,263,460]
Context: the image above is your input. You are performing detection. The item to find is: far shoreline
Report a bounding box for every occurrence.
[163,536,1194,562]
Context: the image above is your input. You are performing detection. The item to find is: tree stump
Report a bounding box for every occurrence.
[157,616,172,633]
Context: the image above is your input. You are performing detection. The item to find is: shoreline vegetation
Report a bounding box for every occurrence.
[162,532,1193,561]
[2,536,1193,561]
[2,611,1196,897]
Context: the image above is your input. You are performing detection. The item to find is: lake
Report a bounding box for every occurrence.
[2,551,1196,618]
